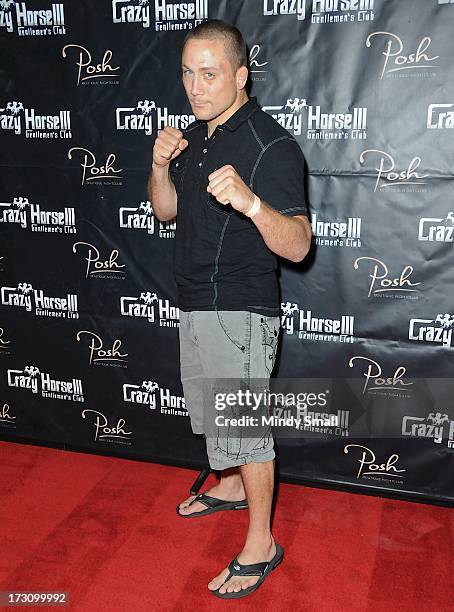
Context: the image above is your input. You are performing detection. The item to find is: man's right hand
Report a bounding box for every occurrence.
[152,126,188,168]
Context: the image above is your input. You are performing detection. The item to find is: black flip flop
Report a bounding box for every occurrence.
[211,543,284,599]
[176,492,248,518]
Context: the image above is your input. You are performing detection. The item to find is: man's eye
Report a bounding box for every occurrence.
[206,72,215,78]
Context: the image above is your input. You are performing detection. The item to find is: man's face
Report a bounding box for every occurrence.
[181,38,240,123]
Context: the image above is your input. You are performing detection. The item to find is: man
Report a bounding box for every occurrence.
[148,19,311,599]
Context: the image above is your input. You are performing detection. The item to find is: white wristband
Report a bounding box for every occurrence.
[245,195,261,218]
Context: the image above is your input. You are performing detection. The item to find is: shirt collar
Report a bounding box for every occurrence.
[221,96,260,131]
[192,97,260,134]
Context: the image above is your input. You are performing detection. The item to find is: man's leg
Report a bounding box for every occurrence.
[178,466,246,515]
[208,458,276,594]
[178,310,247,515]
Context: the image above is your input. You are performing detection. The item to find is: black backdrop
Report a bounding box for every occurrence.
[1,0,454,504]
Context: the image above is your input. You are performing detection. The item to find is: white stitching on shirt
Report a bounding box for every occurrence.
[248,136,294,188]
[211,216,231,306]
[248,119,265,151]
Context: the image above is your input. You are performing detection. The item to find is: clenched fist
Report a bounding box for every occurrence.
[153,126,188,167]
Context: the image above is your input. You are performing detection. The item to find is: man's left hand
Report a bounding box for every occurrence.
[207,165,255,214]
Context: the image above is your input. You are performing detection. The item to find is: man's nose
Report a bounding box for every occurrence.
[191,76,204,96]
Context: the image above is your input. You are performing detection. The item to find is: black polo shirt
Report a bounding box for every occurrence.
[169,96,308,317]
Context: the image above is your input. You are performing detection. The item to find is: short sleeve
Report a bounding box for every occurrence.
[252,138,308,217]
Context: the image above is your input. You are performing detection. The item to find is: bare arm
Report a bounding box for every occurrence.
[251,204,312,263]
[147,126,188,222]
[147,163,177,222]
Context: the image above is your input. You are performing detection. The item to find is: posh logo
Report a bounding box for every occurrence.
[68,147,123,186]
[344,444,406,480]
[366,32,439,80]
[81,409,132,443]
[249,44,268,81]
[348,356,413,396]
[62,44,120,86]
[359,149,428,193]
[0,403,16,426]
[0,327,11,354]
[76,331,128,367]
[353,257,420,299]
[73,242,126,279]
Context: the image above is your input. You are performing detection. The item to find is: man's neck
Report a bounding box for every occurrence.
[207,93,249,137]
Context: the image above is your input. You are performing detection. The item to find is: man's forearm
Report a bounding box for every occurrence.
[147,163,178,222]
[250,199,312,262]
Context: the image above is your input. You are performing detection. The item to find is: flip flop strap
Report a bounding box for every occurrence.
[226,557,269,578]
[189,493,222,509]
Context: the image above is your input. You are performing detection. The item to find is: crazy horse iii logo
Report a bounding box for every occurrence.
[263,97,367,139]
[116,99,195,135]
[1,282,79,318]
[0,1,66,36]
[7,364,84,402]
[263,0,375,23]
[119,200,176,237]
[418,211,454,243]
[402,411,454,448]
[0,100,71,138]
[409,313,454,347]
[111,0,209,31]
[123,379,186,415]
[281,301,355,343]
[120,290,179,327]
[0,196,76,233]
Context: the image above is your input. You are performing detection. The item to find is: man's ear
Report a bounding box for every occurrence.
[236,65,249,90]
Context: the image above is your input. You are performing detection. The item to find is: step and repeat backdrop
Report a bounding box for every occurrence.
[1,0,454,503]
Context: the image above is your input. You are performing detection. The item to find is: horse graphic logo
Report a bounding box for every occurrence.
[435,314,454,329]
[445,211,454,224]
[141,381,159,393]
[137,100,156,115]
[13,196,29,210]
[427,412,450,425]
[0,0,16,11]
[140,292,158,305]
[24,365,40,377]
[284,98,307,113]
[18,282,33,294]
[5,101,24,115]
[138,201,154,216]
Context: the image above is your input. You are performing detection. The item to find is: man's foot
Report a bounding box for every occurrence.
[177,481,246,516]
[208,536,277,595]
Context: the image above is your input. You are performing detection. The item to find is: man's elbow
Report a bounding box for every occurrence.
[290,233,312,263]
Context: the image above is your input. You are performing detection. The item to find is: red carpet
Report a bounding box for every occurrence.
[0,441,452,612]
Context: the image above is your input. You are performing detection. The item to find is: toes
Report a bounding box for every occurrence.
[208,569,230,591]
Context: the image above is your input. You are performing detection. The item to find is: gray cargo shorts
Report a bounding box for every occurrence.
[179,310,280,470]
